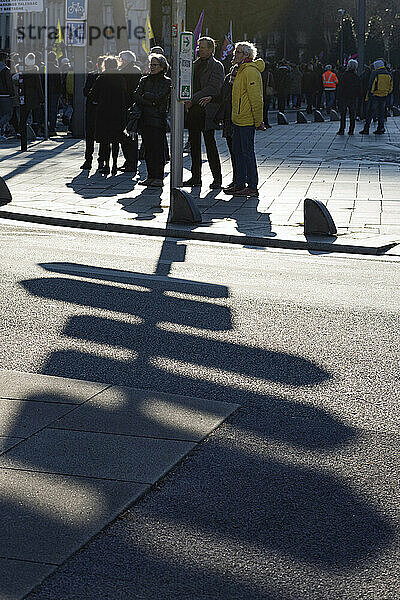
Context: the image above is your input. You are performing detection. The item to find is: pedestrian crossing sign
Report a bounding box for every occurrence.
[66,21,86,46]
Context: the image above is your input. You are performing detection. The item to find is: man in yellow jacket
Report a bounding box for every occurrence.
[228,41,265,197]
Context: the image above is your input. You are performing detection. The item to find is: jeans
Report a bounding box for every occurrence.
[365,96,386,131]
[291,94,301,108]
[232,124,258,189]
[339,100,356,133]
[324,89,335,110]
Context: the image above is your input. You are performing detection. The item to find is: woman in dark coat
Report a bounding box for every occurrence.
[131,53,171,187]
[89,57,127,176]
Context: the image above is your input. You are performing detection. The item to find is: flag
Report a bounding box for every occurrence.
[53,19,65,60]
[142,14,154,55]
[194,10,205,57]
[220,34,234,61]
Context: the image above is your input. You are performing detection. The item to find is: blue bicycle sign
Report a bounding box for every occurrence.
[66,0,87,20]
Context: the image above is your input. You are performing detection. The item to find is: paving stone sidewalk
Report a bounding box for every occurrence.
[0,118,399,252]
[0,369,237,600]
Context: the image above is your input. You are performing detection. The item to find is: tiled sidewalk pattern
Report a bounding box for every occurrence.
[0,370,237,599]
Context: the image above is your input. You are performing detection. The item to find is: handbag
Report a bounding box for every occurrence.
[264,72,275,98]
[126,104,142,136]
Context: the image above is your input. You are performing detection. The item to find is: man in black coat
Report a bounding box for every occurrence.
[301,64,319,114]
[183,37,224,189]
[336,59,361,135]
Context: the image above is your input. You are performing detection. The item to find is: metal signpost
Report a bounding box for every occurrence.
[66,0,87,138]
[357,0,365,76]
[177,31,193,101]
[170,0,191,192]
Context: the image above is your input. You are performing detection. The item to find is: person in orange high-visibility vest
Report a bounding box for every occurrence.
[322,64,338,113]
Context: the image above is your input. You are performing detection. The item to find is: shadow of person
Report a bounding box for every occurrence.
[66,171,137,200]
[117,187,164,221]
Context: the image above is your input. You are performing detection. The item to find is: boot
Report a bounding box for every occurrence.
[359,128,369,135]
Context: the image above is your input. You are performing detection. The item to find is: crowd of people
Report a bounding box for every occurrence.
[0,39,397,195]
[260,58,397,133]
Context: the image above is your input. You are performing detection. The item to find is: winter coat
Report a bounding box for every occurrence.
[322,69,338,90]
[275,66,291,96]
[83,71,99,126]
[232,58,265,127]
[22,65,44,110]
[302,70,319,95]
[290,67,302,94]
[119,62,142,106]
[214,70,235,138]
[89,72,128,143]
[132,71,171,130]
[190,55,224,131]
[262,68,275,98]
[47,63,62,96]
[367,66,393,99]
[336,70,361,105]
[0,62,14,97]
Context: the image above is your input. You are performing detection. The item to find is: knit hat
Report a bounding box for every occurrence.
[25,53,35,67]
[373,59,385,70]
[347,59,358,71]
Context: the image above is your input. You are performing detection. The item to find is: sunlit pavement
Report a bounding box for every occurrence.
[0,117,399,254]
[0,369,237,599]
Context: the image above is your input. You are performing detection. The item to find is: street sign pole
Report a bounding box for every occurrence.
[44,6,48,140]
[170,0,186,191]
[357,0,365,76]
[66,0,87,138]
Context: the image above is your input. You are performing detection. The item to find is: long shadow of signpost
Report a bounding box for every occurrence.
[0,238,395,598]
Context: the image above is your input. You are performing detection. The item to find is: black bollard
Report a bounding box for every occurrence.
[304,198,337,236]
[168,188,202,224]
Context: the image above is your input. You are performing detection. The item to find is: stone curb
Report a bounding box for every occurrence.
[0,207,397,256]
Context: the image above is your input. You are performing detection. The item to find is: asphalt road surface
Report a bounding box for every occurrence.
[0,221,399,600]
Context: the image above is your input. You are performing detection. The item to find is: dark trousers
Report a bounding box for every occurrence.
[48,93,59,132]
[189,127,221,182]
[100,142,119,166]
[120,132,138,170]
[232,124,258,189]
[365,96,386,131]
[278,94,286,112]
[225,135,236,183]
[84,107,96,162]
[339,100,356,133]
[306,93,315,113]
[263,97,271,125]
[141,125,166,179]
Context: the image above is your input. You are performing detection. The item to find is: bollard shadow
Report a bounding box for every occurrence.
[0,240,395,598]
